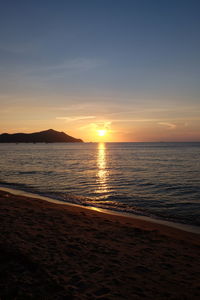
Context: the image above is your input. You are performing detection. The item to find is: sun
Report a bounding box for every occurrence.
[97,129,107,137]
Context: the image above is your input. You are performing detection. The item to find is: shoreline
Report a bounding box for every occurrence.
[0,189,200,299]
[0,186,199,235]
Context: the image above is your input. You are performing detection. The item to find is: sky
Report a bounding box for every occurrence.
[0,0,200,142]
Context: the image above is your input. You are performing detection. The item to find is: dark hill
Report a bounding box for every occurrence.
[0,129,83,143]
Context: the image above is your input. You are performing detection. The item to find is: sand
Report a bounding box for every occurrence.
[0,190,199,299]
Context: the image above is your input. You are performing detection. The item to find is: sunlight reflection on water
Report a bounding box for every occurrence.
[0,142,200,226]
[96,143,108,194]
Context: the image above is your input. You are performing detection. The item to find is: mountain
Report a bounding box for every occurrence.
[0,129,83,143]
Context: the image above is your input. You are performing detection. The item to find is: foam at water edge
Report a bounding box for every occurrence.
[0,186,199,235]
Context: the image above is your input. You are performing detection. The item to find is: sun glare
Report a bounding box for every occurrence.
[97,129,107,137]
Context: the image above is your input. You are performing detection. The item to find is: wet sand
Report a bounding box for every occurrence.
[0,190,199,299]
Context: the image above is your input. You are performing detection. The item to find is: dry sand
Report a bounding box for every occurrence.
[0,190,199,299]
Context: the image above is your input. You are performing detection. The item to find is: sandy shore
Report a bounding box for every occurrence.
[0,190,199,299]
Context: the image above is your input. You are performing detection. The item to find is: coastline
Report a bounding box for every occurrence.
[1,186,200,235]
[0,142,199,229]
[0,189,200,299]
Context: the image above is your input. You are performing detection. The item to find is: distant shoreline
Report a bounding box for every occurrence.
[0,141,200,144]
[0,129,83,143]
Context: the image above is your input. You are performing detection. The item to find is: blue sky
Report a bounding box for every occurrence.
[0,0,200,141]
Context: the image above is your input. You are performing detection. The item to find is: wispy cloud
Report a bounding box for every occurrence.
[30,58,104,74]
[78,119,177,131]
[108,118,159,123]
[0,42,35,54]
[158,122,177,129]
[56,116,96,122]
[0,57,105,81]
[79,121,111,131]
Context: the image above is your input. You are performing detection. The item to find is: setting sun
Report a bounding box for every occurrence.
[97,129,107,137]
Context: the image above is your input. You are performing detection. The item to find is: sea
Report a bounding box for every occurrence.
[0,142,200,227]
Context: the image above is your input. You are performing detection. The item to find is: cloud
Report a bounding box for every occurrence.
[0,42,35,54]
[95,121,111,129]
[60,58,104,71]
[56,116,96,121]
[158,122,177,129]
[30,58,104,74]
[109,118,158,123]
[79,121,111,131]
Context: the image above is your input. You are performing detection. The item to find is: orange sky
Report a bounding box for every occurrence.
[0,2,200,142]
[1,96,199,142]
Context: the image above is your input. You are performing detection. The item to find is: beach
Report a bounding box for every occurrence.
[0,190,199,299]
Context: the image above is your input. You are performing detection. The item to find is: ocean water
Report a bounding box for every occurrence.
[0,142,200,226]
